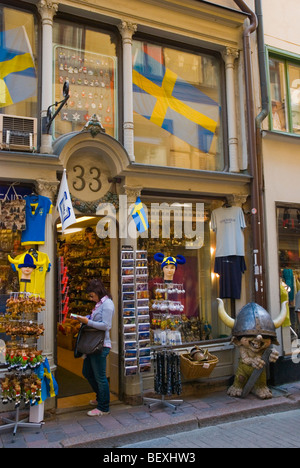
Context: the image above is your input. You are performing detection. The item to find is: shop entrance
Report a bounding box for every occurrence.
[56,216,119,409]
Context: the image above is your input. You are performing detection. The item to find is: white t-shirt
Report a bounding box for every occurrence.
[211,206,246,257]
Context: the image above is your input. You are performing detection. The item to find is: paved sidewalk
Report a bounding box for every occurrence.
[1,381,300,448]
[121,409,300,448]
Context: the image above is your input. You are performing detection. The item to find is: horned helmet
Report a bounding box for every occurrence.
[217,299,288,345]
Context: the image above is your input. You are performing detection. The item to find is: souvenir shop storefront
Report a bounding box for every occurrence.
[0,131,252,410]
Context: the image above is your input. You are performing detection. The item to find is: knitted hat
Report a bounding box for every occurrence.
[154,253,186,269]
[18,254,37,269]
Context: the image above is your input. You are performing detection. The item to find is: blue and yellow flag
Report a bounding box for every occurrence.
[35,357,58,403]
[0,27,37,108]
[133,49,220,154]
[131,197,149,233]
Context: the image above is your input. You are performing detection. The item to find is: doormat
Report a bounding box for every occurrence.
[56,366,92,398]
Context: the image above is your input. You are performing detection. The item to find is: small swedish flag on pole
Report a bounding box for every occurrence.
[131,197,149,233]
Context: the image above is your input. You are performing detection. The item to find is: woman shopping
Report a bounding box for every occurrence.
[74,278,114,417]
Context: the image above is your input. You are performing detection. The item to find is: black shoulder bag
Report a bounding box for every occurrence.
[74,324,105,358]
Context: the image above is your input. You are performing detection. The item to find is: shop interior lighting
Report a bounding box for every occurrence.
[57,216,96,229]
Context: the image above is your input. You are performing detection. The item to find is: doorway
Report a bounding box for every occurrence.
[56,215,119,409]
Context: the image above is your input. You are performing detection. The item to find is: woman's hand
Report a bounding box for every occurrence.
[76,316,89,325]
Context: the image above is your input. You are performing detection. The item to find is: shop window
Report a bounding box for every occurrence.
[132,41,224,171]
[53,20,118,140]
[277,205,300,333]
[137,197,235,346]
[0,6,38,118]
[268,51,300,135]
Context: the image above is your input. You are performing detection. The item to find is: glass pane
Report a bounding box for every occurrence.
[137,198,231,345]
[269,57,288,132]
[288,64,300,134]
[0,7,37,118]
[277,205,300,331]
[132,41,223,171]
[53,21,118,139]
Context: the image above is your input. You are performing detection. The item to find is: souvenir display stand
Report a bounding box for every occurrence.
[0,292,45,435]
[143,348,182,412]
[143,281,184,412]
[121,248,151,377]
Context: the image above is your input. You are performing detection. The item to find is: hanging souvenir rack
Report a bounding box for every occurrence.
[143,347,183,412]
[0,292,45,435]
[143,282,184,412]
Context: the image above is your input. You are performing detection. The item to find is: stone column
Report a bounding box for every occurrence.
[118,21,137,162]
[36,179,59,370]
[222,47,240,173]
[37,0,59,155]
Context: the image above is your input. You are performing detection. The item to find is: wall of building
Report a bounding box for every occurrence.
[261,0,300,354]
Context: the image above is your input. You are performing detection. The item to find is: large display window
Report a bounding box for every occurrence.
[137,196,240,346]
[53,20,118,140]
[277,204,300,333]
[0,6,38,118]
[132,40,224,171]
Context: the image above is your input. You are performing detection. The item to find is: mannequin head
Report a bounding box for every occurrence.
[20,266,35,280]
[154,253,186,282]
[18,254,36,281]
[163,263,176,282]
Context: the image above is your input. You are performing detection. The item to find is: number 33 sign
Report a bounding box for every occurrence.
[67,153,111,202]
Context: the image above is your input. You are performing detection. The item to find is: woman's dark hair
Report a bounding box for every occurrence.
[87,278,112,300]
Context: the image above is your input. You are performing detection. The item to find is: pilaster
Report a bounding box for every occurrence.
[222,47,240,173]
[118,21,138,162]
[37,0,59,154]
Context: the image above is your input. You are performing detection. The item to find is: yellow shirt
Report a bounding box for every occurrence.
[9,251,51,298]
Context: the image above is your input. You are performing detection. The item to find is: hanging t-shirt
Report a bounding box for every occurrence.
[21,195,52,246]
[211,206,246,258]
[9,250,51,298]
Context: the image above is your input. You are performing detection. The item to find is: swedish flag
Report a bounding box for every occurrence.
[133,49,220,154]
[0,27,36,108]
[35,358,58,403]
[131,197,149,233]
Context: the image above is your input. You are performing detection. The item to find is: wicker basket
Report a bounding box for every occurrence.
[180,352,219,379]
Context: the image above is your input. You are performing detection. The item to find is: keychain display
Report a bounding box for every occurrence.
[0,373,42,408]
[0,291,46,434]
[154,350,182,396]
[5,346,44,371]
[6,293,45,319]
[149,254,186,345]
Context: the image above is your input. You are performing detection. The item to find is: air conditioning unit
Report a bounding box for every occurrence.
[0,114,37,152]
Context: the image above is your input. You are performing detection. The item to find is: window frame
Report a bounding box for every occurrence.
[267,46,300,137]
[132,32,229,173]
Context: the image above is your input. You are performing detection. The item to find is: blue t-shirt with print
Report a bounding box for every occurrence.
[21,195,52,245]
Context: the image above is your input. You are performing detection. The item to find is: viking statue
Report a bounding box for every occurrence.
[217,299,288,399]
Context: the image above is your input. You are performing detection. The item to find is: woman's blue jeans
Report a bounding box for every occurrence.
[82,347,110,412]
